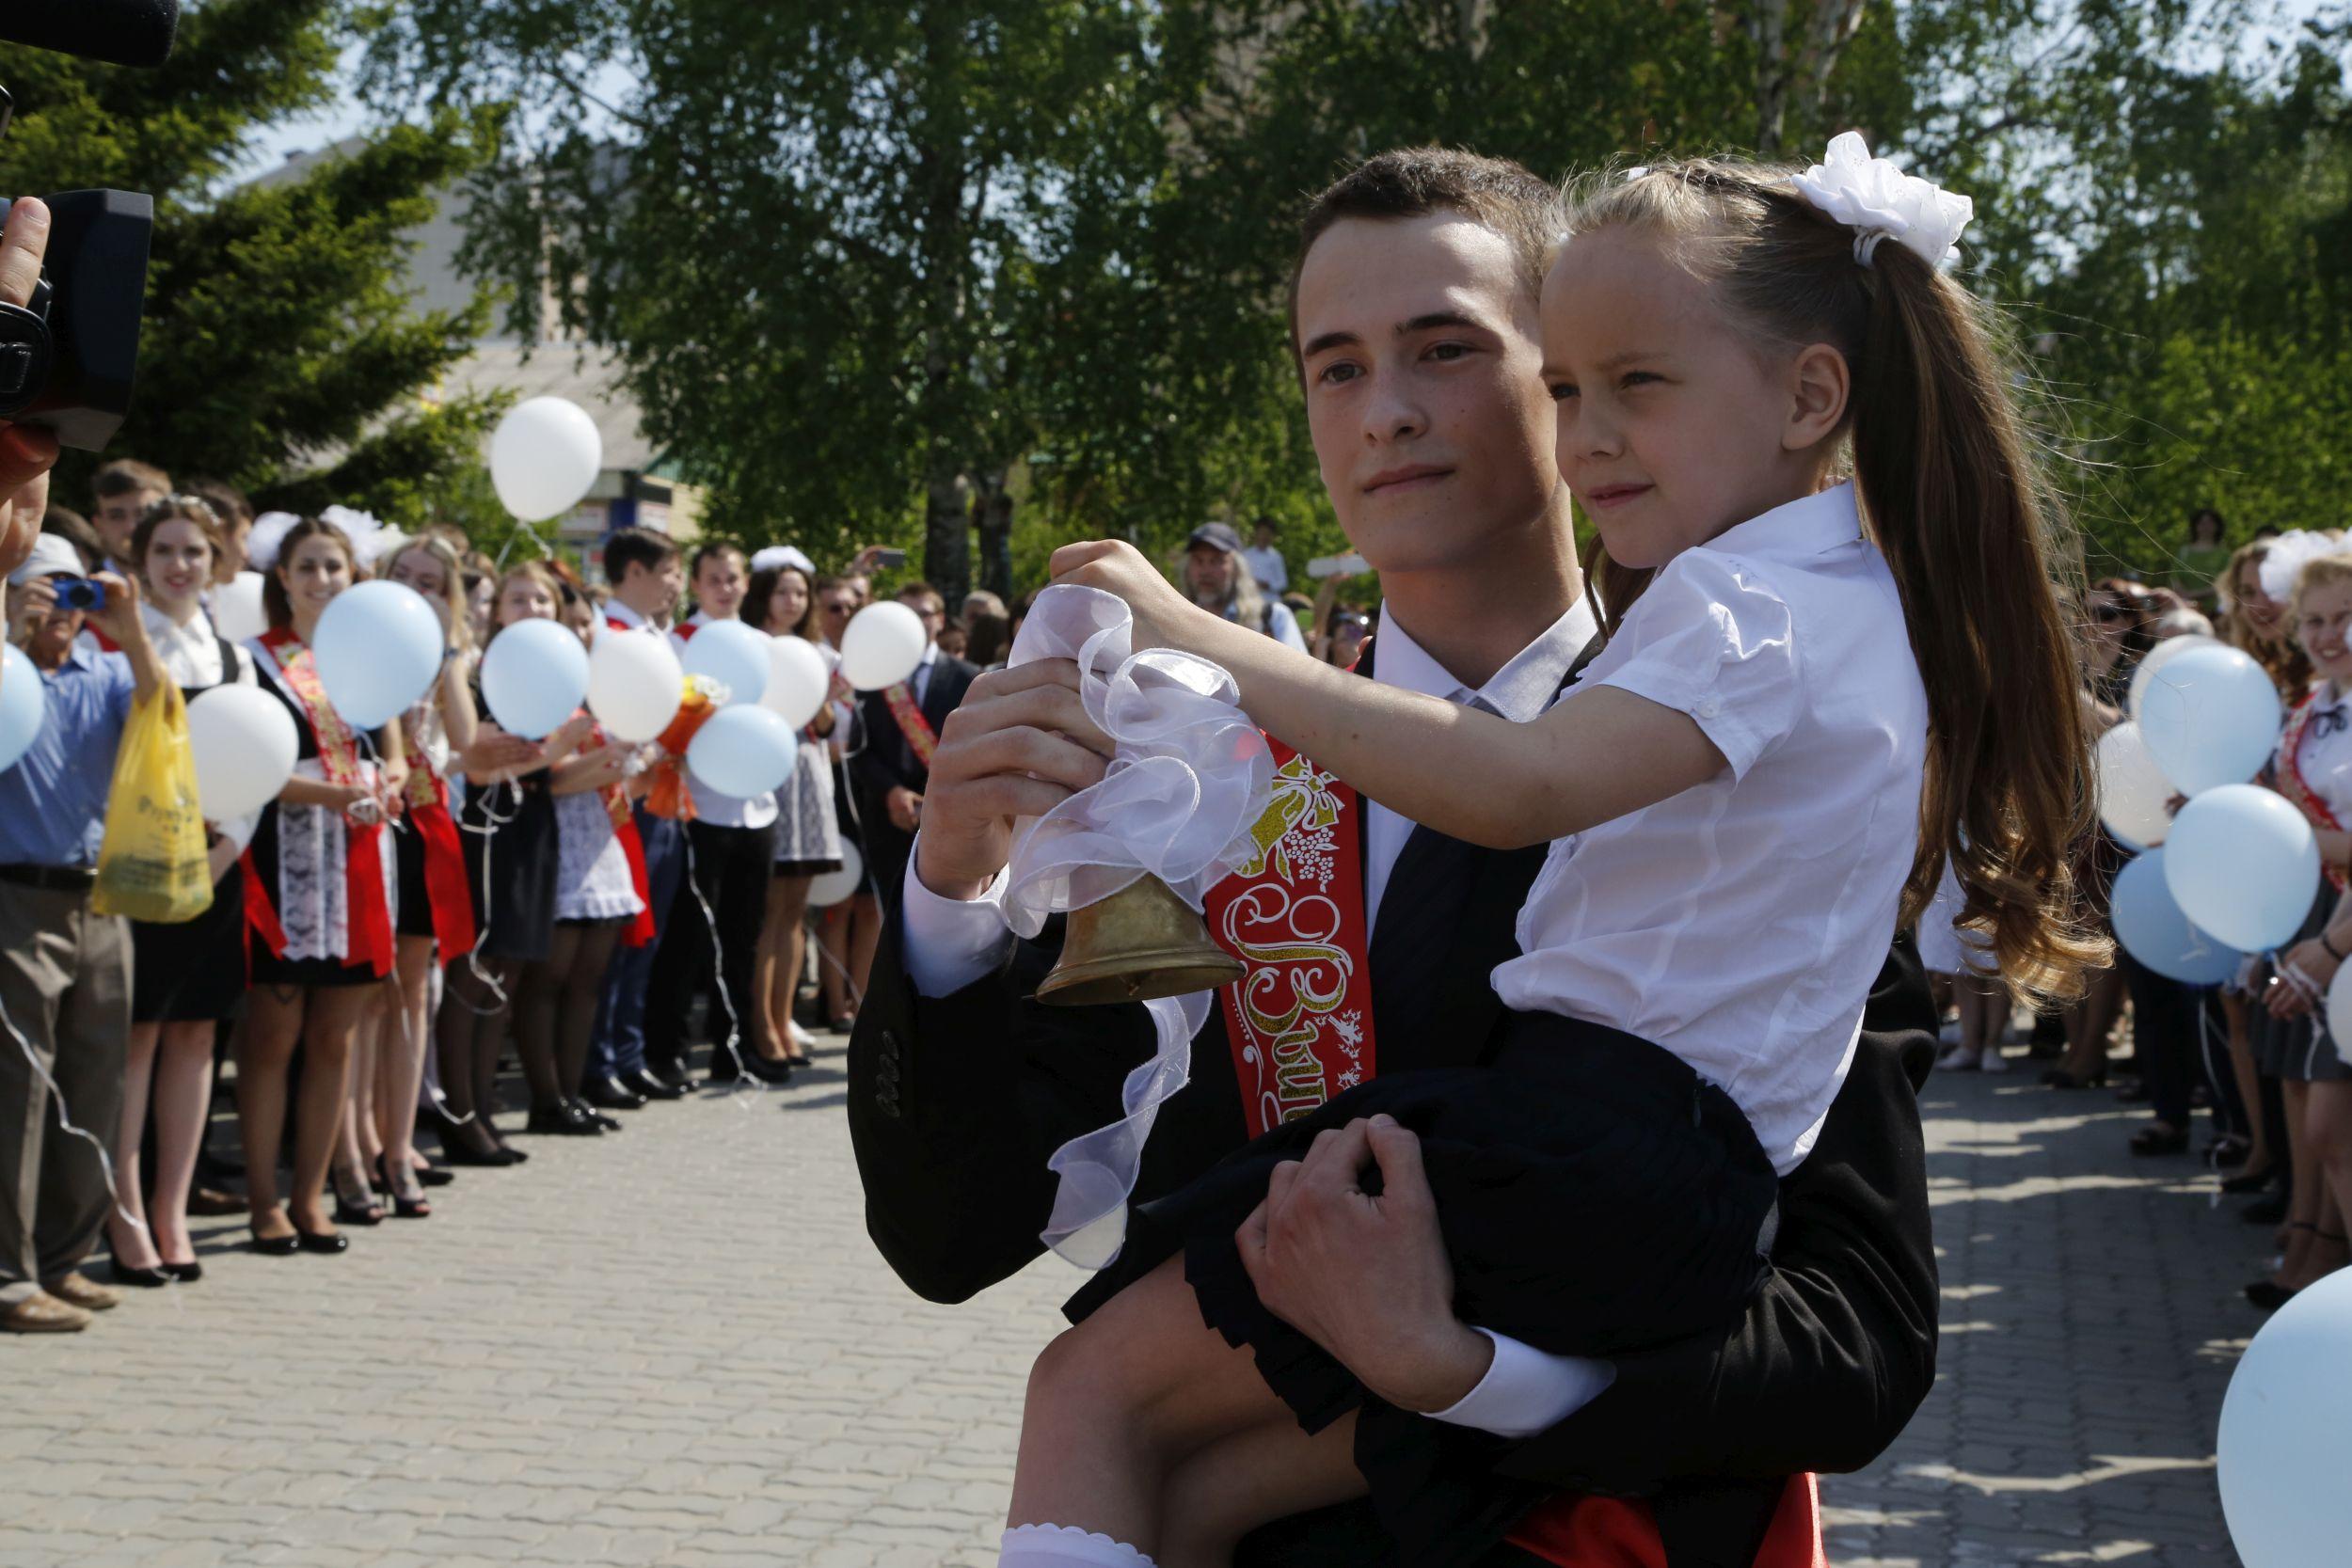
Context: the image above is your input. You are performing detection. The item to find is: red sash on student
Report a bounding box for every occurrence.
[404,761,478,962]
[1506,1474,1826,1568]
[1201,737,1377,1137]
[2276,689,2350,893]
[584,715,658,947]
[882,680,940,768]
[251,627,395,977]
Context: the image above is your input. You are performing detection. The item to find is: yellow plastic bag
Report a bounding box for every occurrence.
[91,684,213,923]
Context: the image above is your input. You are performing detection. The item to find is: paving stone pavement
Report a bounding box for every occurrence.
[3,1037,2249,1566]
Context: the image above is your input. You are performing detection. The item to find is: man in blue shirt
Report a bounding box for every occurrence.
[0,533,164,1333]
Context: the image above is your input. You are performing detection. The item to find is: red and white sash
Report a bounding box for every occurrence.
[248,627,395,977]
[882,680,940,769]
[2276,689,2350,892]
[1202,738,1377,1137]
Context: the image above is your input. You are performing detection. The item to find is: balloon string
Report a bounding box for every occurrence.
[452,779,521,1020]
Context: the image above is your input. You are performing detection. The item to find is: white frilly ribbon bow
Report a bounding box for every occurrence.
[998,584,1275,1269]
[1791,131,1974,268]
[2256,530,2340,607]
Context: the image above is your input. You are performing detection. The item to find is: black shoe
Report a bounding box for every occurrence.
[2243,1189,2292,1225]
[2246,1279,2298,1310]
[2041,1066,2107,1089]
[414,1163,455,1188]
[249,1229,299,1257]
[333,1188,386,1227]
[157,1259,202,1284]
[2129,1125,2189,1157]
[623,1068,688,1101]
[440,1138,518,1168]
[109,1260,172,1288]
[524,1101,603,1136]
[294,1225,349,1255]
[582,1074,647,1111]
[710,1051,792,1086]
[2221,1164,2280,1196]
[569,1098,624,1132]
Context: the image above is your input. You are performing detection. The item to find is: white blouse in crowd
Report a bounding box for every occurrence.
[1492,482,1931,1175]
[246,629,394,965]
[2279,681,2352,822]
[671,610,779,831]
[145,601,262,852]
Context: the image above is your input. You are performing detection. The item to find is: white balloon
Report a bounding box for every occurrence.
[488,397,603,522]
[2218,1268,2352,1567]
[2093,721,2172,848]
[185,684,299,820]
[211,573,267,644]
[2137,644,2282,796]
[840,601,928,690]
[680,618,771,706]
[2127,633,2221,721]
[761,636,833,730]
[685,705,797,797]
[311,580,445,729]
[586,627,683,744]
[806,840,865,908]
[2163,784,2320,953]
[479,617,591,740]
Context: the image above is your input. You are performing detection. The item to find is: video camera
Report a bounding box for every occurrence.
[0,0,176,451]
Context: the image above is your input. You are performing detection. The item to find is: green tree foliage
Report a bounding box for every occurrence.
[0,0,501,523]
[364,0,2347,596]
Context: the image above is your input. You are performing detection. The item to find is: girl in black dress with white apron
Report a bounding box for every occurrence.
[240,518,399,1257]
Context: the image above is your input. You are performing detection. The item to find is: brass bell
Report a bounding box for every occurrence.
[1038,875,1246,1006]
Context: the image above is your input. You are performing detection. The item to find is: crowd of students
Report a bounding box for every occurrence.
[1915,517,2352,1313]
[0,461,1026,1333]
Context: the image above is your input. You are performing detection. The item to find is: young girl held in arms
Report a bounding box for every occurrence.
[1005,139,2105,1567]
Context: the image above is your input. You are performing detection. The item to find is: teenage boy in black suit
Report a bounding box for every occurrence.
[850,150,1938,1567]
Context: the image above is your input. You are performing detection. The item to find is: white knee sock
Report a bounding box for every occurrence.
[997,1523,1157,1567]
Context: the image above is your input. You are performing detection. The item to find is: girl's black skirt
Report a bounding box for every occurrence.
[1068,1009,1780,1566]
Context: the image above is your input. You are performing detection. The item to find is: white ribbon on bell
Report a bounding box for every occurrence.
[1000,584,1275,1268]
[1792,131,1974,268]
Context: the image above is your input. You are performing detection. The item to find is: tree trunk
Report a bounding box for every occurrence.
[973,471,1014,604]
[924,457,973,606]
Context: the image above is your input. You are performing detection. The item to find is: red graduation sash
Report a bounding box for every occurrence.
[1506,1473,1825,1567]
[882,680,940,768]
[252,627,395,977]
[2276,689,2350,893]
[403,761,478,963]
[1202,738,1377,1137]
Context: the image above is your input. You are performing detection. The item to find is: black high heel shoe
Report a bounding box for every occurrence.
[157,1259,202,1283]
[373,1154,433,1219]
[2041,1065,2108,1089]
[249,1227,299,1257]
[332,1175,385,1227]
[2220,1163,2279,1196]
[109,1259,172,1288]
[293,1224,349,1255]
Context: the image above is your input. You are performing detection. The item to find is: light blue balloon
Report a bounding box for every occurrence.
[2164,784,2321,954]
[680,618,771,706]
[685,705,796,797]
[2220,1268,2352,1567]
[2137,644,2281,796]
[312,580,444,729]
[0,641,45,773]
[480,618,590,740]
[2109,848,2242,985]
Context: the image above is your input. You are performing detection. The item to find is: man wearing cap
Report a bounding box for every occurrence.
[1184,521,1307,652]
[0,535,166,1333]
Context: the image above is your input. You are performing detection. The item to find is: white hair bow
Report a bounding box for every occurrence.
[750,545,816,576]
[1791,132,1973,268]
[2257,530,2344,605]
[245,512,300,571]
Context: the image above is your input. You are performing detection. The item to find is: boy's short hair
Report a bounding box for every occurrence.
[41,505,103,569]
[605,525,680,581]
[1287,148,1563,359]
[93,458,171,499]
